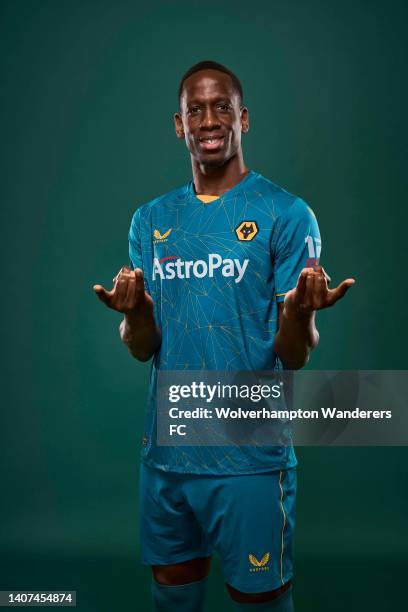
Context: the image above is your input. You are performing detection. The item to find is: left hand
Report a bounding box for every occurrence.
[284,265,355,316]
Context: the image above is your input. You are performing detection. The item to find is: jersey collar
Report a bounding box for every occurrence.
[187,170,258,203]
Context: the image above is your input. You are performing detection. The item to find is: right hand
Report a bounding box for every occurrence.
[93,266,154,319]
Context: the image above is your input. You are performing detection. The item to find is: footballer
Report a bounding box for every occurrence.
[94,61,354,611]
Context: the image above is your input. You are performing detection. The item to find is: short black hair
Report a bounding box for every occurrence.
[178,60,243,107]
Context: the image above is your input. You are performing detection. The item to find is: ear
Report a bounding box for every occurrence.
[174,112,185,139]
[240,106,249,134]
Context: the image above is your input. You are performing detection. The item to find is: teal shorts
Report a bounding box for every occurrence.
[139,462,296,593]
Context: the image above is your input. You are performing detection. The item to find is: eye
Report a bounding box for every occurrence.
[187,106,201,115]
[217,103,231,112]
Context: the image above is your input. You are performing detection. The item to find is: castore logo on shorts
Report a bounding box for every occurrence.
[248,552,270,572]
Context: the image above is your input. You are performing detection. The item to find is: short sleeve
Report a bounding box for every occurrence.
[273,198,321,302]
[128,208,144,271]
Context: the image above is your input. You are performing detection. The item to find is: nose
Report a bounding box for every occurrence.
[200,106,220,129]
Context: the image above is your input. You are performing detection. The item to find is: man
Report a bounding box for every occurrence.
[94,61,354,611]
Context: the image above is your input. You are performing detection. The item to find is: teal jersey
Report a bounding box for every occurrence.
[129,170,321,474]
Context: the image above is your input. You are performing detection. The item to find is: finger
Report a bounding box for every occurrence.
[320,266,331,285]
[125,270,137,306]
[327,278,355,306]
[314,272,327,308]
[113,265,130,285]
[302,272,316,307]
[134,268,145,301]
[295,269,310,305]
[93,284,114,306]
[114,272,130,304]
[313,264,332,284]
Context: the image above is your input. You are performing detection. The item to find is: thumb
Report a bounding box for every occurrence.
[93,284,113,306]
[328,278,355,305]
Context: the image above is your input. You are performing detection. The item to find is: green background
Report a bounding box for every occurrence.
[1,0,407,610]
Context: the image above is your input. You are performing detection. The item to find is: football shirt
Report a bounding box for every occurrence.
[129,170,321,474]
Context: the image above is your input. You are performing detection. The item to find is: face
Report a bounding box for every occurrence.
[174,69,249,168]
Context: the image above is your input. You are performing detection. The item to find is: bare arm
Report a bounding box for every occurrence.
[94,266,161,362]
[274,266,355,369]
[275,303,319,370]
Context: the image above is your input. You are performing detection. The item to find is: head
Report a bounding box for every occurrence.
[174,61,249,169]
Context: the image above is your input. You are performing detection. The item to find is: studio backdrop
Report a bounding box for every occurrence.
[1,1,407,610]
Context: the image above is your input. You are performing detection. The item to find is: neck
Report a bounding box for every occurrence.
[191,152,248,196]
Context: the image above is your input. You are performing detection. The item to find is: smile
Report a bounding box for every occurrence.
[198,136,224,150]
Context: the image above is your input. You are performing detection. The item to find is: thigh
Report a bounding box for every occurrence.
[139,462,213,566]
[152,556,212,585]
[186,468,297,594]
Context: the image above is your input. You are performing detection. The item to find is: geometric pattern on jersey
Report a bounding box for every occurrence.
[128,171,321,474]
